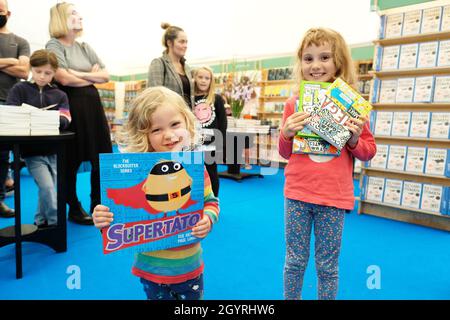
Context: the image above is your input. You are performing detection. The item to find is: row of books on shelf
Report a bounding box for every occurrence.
[227,117,271,134]
[263,85,293,97]
[101,101,116,109]
[380,5,450,39]
[373,76,450,103]
[367,144,450,177]
[266,68,293,81]
[362,176,449,215]
[372,111,449,139]
[376,40,450,71]
[215,70,263,85]
[357,62,373,75]
[98,89,115,99]
[357,80,372,95]
[264,102,284,113]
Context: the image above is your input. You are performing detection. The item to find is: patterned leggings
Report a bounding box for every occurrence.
[284,198,345,300]
[140,274,204,300]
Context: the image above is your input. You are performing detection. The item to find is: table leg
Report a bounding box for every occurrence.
[13,144,22,279]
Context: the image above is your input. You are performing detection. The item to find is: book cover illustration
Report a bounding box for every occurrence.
[429,112,450,138]
[379,79,398,103]
[383,179,403,205]
[420,184,446,214]
[387,145,407,171]
[373,111,393,136]
[395,78,415,103]
[326,78,373,119]
[391,112,411,137]
[409,112,431,137]
[99,151,204,254]
[364,176,385,202]
[420,6,442,34]
[402,10,422,36]
[292,135,340,156]
[405,146,427,173]
[305,77,373,150]
[398,44,419,69]
[438,40,450,67]
[292,81,340,156]
[306,99,352,150]
[381,45,400,70]
[368,144,389,169]
[424,148,449,176]
[401,181,422,209]
[295,81,331,139]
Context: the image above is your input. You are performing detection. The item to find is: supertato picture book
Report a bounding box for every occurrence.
[99,151,205,254]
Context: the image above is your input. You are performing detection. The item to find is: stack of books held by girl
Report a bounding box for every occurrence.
[0,104,59,136]
[293,78,372,155]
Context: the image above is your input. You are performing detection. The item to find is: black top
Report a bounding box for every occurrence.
[179,73,191,107]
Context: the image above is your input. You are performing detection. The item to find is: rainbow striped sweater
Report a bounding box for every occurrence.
[131,169,219,284]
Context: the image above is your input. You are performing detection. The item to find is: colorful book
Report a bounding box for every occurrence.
[326,78,373,119]
[306,102,352,150]
[305,78,374,150]
[295,81,331,139]
[292,81,340,156]
[99,151,205,254]
[292,135,340,156]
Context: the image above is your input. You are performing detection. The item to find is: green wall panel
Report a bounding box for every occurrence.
[373,0,436,11]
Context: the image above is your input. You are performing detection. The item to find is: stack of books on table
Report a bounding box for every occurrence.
[0,104,60,136]
[0,105,31,135]
[28,106,59,136]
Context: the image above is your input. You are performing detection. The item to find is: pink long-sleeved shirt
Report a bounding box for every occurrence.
[279,96,377,210]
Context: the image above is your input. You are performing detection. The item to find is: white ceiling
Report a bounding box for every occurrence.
[7,0,380,75]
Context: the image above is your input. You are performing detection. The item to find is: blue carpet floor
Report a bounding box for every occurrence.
[0,165,449,300]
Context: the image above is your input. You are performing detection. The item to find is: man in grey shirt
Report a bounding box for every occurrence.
[0,0,30,217]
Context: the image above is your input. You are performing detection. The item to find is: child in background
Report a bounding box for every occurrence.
[6,49,71,227]
[192,66,227,196]
[93,86,219,300]
[278,28,376,300]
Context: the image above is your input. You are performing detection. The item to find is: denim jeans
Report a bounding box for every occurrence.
[24,155,57,225]
[140,274,204,300]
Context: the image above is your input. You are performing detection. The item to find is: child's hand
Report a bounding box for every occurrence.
[92,205,114,230]
[281,112,310,139]
[191,216,211,238]
[346,115,368,148]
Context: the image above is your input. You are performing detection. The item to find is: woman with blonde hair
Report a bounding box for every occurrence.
[147,23,194,108]
[46,2,112,225]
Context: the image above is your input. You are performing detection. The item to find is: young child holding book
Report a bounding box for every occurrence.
[279,28,376,300]
[93,86,219,300]
[6,49,71,227]
[192,66,227,196]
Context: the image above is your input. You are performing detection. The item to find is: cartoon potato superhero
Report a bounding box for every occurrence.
[107,160,196,215]
[142,161,193,212]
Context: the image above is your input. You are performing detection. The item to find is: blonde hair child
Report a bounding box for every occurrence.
[279,27,376,300]
[93,86,219,300]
